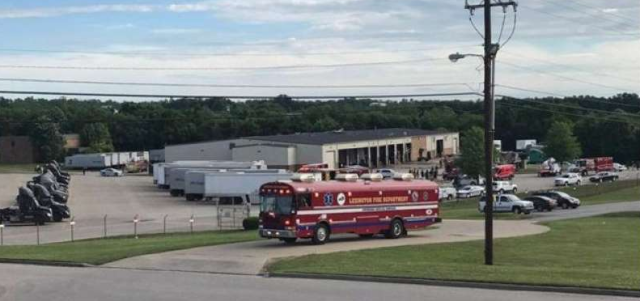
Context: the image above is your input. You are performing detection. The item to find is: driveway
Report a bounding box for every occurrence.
[106,219,548,275]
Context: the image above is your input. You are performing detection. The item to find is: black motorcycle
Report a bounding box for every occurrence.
[0,187,53,225]
[27,183,71,222]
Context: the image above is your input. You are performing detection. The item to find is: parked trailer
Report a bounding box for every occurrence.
[157,161,266,189]
[185,169,289,201]
[204,172,293,205]
[64,154,112,169]
[169,167,227,196]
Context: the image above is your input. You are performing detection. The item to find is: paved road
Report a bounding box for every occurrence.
[534,201,640,222]
[107,219,548,275]
[0,263,633,301]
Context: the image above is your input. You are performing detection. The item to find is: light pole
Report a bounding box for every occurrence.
[450,45,500,266]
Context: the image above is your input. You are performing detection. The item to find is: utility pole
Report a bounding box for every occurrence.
[464,0,517,266]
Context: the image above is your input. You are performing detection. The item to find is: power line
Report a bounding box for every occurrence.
[0,44,479,58]
[563,0,638,24]
[0,90,482,100]
[498,95,640,118]
[500,51,640,84]
[499,61,638,92]
[553,1,639,31]
[0,77,479,90]
[496,97,640,126]
[0,57,446,71]
[495,84,640,109]
[520,3,640,37]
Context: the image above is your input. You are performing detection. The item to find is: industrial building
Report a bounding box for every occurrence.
[165,128,459,170]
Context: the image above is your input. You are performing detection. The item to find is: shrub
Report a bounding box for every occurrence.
[243,217,259,230]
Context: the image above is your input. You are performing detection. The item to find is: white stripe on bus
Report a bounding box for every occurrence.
[296,204,438,216]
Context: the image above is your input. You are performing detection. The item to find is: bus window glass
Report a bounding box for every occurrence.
[260,195,293,215]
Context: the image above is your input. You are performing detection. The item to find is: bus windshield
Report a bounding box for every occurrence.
[260,195,293,215]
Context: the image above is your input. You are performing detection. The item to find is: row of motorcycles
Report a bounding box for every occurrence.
[0,160,72,225]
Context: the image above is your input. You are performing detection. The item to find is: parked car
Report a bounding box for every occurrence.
[376,169,397,179]
[533,191,581,209]
[100,168,123,177]
[523,195,557,212]
[493,181,518,194]
[453,174,485,188]
[439,186,457,201]
[554,173,582,186]
[457,185,485,198]
[479,194,534,214]
[613,163,627,172]
[589,172,619,183]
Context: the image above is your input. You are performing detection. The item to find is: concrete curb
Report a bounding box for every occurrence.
[0,258,93,268]
[269,272,640,298]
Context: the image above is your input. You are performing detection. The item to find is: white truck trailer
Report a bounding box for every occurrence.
[185,169,289,201]
[203,171,293,205]
[156,161,266,189]
[64,153,112,169]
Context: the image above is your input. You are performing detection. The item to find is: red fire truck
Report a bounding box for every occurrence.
[573,157,614,176]
[258,174,441,244]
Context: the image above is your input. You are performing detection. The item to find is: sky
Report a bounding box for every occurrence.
[0,0,638,101]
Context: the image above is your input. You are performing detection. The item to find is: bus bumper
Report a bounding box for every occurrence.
[259,229,297,239]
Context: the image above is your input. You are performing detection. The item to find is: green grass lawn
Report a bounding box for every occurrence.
[441,180,640,220]
[0,164,37,174]
[269,212,640,290]
[0,230,258,265]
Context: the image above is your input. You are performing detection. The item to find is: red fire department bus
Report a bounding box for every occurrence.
[258,173,441,244]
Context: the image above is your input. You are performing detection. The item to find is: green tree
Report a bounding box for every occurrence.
[30,117,65,162]
[543,121,582,162]
[81,123,114,153]
[459,127,485,178]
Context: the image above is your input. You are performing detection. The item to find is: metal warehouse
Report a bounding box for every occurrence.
[164,128,459,170]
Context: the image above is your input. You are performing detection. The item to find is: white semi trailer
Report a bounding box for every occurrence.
[156,161,265,189]
[203,171,293,205]
[64,154,112,169]
[168,167,226,196]
[184,169,289,201]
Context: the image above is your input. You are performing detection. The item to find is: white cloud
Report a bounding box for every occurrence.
[0,4,156,19]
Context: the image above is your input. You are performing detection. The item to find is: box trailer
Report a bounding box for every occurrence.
[157,161,266,189]
[204,171,293,205]
[185,169,289,201]
[64,154,111,169]
[168,167,227,196]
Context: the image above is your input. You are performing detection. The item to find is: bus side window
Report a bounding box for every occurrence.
[298,194,312,209]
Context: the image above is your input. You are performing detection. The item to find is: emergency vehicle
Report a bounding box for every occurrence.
[258,173,441,244]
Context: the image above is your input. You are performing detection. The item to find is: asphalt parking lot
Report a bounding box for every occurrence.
[0,169,637,245]
[0,172,241,245]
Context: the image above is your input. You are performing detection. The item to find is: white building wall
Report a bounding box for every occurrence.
[164,139,246,163]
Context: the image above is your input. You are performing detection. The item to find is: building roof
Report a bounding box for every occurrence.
[246,128,455,146]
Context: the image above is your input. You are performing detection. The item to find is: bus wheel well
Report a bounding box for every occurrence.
[317,221,331,233]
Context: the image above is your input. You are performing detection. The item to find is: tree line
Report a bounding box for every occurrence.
[0,93,638,164]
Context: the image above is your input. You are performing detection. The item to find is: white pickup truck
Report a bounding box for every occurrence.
[478,194,534,215]
[438,186,457,201]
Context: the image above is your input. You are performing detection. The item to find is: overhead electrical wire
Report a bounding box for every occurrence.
[563,0,638,24]
[0,77,480,90]
[495,84,640,109]
[497,96,640,118]
[496,98,640,126]
[519,3,640,37]
[499,61,638,92]
[0,57,446,71]
[0,90,483,100]
[500,51,640,84]
[0,44,480,58]
[552,1,640,32]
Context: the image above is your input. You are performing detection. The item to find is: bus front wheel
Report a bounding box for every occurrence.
[385,219,404,239]
[312,224,330,245]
